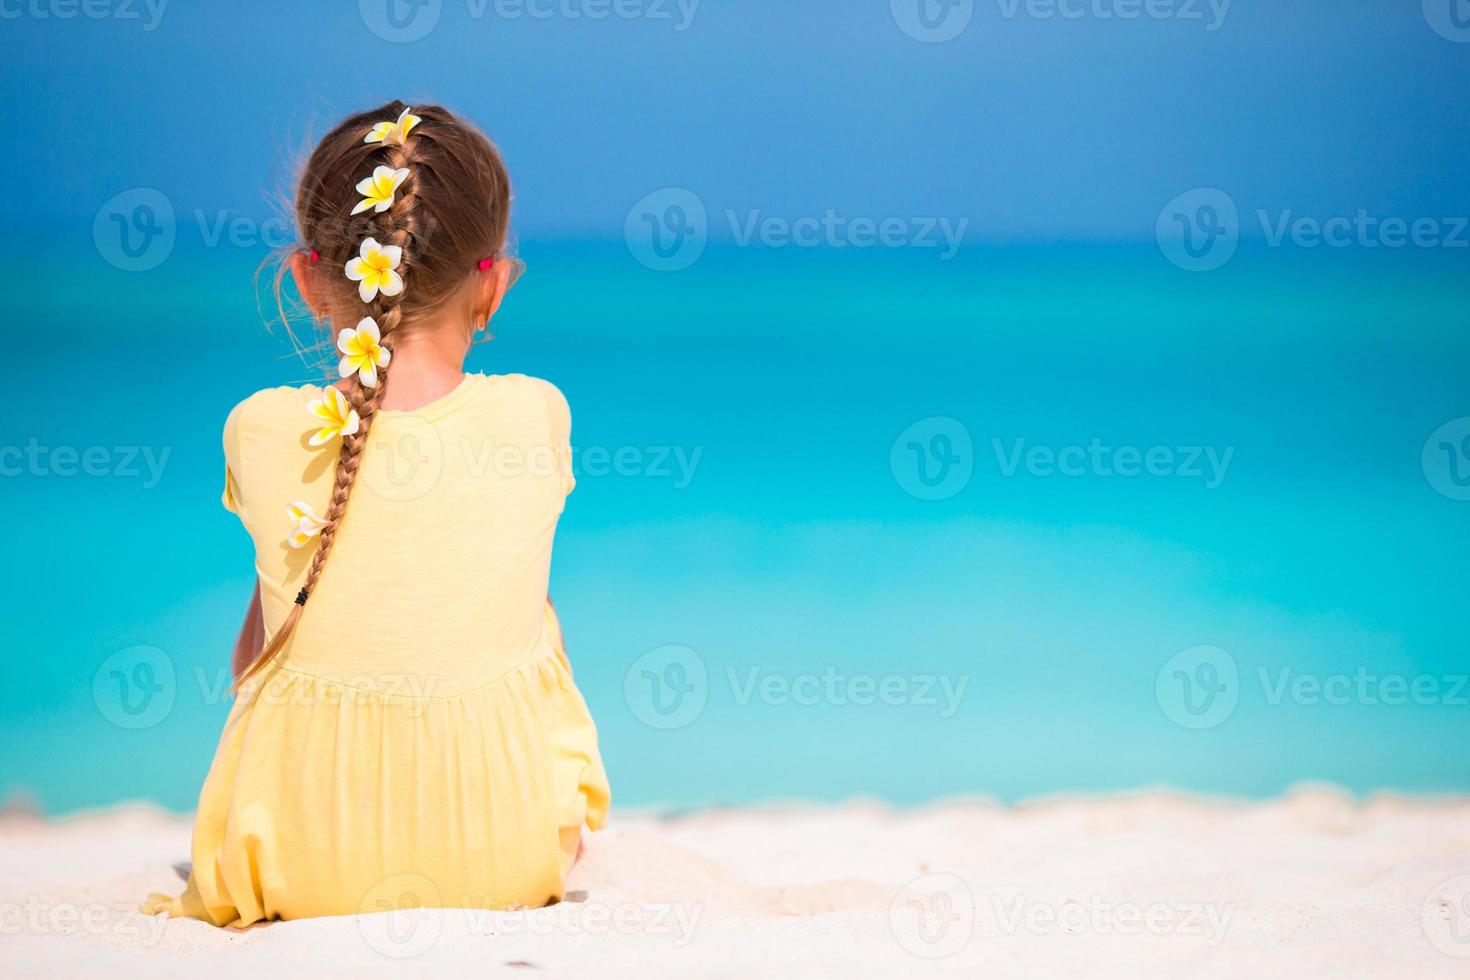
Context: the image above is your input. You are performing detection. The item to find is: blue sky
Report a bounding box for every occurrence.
[8,0,1470,240]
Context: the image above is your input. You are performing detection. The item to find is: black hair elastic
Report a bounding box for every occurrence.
[295,588,310,606]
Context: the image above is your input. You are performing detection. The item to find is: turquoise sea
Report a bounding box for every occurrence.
[5,234,1469,815]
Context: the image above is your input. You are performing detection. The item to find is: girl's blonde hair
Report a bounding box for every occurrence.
[237,101,513,685]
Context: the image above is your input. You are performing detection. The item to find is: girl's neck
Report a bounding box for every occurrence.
[367,325,470,412]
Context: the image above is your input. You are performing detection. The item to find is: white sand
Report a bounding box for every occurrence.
[3,787,1470,978]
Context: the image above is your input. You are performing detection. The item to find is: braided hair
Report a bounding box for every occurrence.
[238,102,513,685]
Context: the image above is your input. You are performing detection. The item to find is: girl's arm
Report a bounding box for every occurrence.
[231,580,265,679]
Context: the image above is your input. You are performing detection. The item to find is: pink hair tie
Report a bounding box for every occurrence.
[477,257,495,271]
[308,250,320,263]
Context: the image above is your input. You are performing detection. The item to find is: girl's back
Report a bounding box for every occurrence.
[145,102,609,926]
[227,373,574,691]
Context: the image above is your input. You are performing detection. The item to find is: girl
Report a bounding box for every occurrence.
[146,102,609,925]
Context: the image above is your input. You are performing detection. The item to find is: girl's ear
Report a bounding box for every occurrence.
[477,259,514,323]
[289,251,328,320]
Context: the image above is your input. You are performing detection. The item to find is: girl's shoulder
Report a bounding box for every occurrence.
[219,385,324,481]
[224,384,324,436]
[462,373,572,433]
[223,375,572,436]
[490,373,571,419]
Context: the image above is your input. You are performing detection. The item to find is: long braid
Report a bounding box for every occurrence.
[237,111,427,688]
[297,135,421,595]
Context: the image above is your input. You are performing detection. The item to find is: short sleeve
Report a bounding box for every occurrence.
[221,402,243,514]
[532,378,575,497]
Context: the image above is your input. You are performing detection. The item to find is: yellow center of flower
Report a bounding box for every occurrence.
[349,335,381,362]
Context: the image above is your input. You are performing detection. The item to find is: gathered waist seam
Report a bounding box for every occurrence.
[251,642,564,704]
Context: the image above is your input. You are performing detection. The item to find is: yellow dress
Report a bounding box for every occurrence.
[146,373,609,925]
